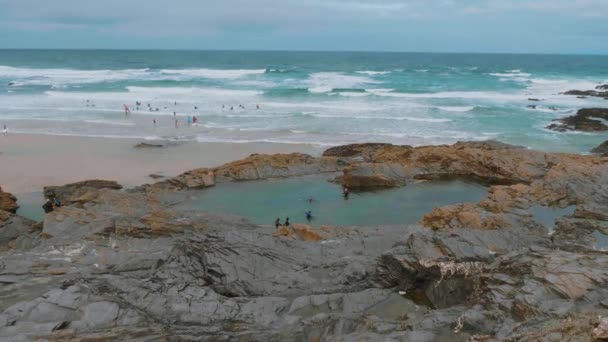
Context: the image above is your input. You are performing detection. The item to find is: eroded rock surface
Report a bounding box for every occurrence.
[2,141,608,341]
[0,186,18,213]
[546,108,608,132]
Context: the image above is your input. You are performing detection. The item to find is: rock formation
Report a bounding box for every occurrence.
[0,186,18,213]
[546,108,608,132]
[592,140,608,156]
[1,141,608,340]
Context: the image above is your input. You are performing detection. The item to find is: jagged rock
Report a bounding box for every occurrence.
[563,89,608,98]
[0,186,18,213]
[591,140,608,156]
[156,153,343,190]
[547,108,608,132]
[1,142,608,340]
[43,180,123,204]
[594,317,608,340]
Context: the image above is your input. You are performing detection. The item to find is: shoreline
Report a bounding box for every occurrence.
[0,133,321,194]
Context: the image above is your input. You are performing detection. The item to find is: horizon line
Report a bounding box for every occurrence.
[0,47,606,57]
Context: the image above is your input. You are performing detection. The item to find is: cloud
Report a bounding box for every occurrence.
[0,0,606,53]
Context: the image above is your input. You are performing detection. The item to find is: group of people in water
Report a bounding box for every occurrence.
[114,100,261,129]
[274,185,351,228]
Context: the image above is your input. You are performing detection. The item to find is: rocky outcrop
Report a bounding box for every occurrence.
[546,108,608,132]
[563,89,608,99]
[273,224,351,241]
[332,140,551,189]
[1,142,608,340]
[0,186,18,213]
[157,153,343,190]
[43,180,123,204]
[592,140,608,156]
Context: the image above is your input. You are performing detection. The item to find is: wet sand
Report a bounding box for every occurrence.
[0,134,320,194]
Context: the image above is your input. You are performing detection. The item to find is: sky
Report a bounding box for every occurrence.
[0,0,607,54]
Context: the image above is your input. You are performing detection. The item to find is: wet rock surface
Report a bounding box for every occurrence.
[592,140,608,156]
[1,141,608,340]
[547,108,608,132]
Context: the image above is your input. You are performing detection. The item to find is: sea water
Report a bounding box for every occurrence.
[1,50,607,152]
[175,176,488,227]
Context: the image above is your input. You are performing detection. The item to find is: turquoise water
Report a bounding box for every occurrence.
[15,192,44,222]
[1,50,608,152]
[176,176,488,227]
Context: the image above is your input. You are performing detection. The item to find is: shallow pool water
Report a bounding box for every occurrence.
[529,204,576,233]
[15,192,45,222]
[176,176,489,227]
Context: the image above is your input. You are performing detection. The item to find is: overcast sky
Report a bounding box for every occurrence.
[0,0,607,54]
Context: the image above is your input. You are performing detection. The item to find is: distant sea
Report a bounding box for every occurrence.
[1,50,607,152]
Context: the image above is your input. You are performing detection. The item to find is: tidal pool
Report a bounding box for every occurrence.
[176,176,489,227]
[15,191,45,222]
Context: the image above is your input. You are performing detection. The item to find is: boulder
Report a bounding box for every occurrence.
[591,140,608,156]
[0,186,18,213]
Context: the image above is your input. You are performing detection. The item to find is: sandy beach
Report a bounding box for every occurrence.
[0,133,320,194]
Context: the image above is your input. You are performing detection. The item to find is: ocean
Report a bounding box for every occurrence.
[1,50,607,152]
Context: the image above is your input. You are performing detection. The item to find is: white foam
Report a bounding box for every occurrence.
[125,86,262,97]
[160,68,265,80]
[307,72,380,93]
[338,92,370,97]
[489,72,531,78]
[436,106,475,112]
[0,65,151,86]
[307,113,451,123]
[355,70,391,76]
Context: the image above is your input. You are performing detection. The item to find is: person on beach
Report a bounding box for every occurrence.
[175,119,179,128]
[256,104,260,110]
[343,186,350,199]
[305,210,312,222]
[53,197,62,208]
[284,217,290,227]
[2,125,7,135]
[42,198,54,214]
[123,104,131,116]
[275,218,281,229]
[187,116,192,126]
[153,119,157,126]
[192,116,198,124]
[173,112,177,119]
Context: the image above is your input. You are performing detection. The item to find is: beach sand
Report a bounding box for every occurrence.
[0,134,320,194]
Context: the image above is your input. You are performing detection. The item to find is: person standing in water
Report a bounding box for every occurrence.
[284,217,290,227]
[175,119,179,129]
[305,210,312,222]
[2,125,7,136]
[274,218,281,229]
[343,186,350,200]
